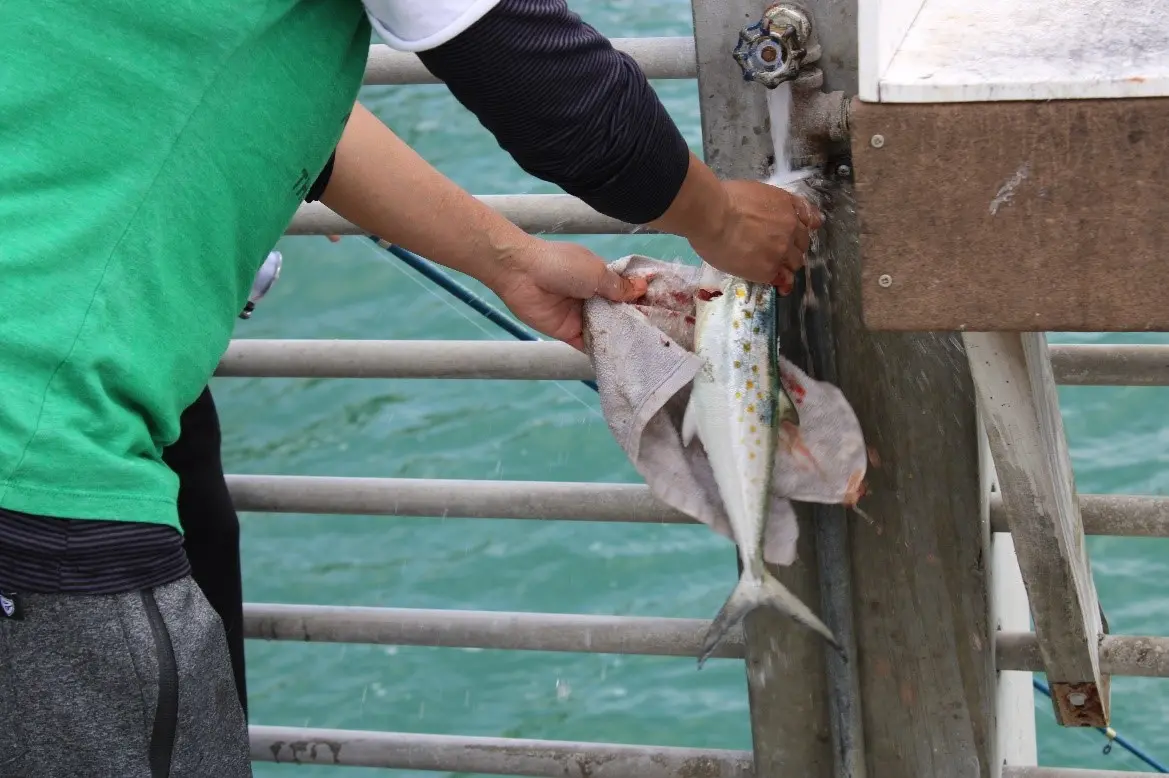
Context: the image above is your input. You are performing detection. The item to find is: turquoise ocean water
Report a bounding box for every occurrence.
[223,1,1168,773]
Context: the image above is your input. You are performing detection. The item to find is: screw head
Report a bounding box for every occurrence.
[878,274,893,288]
[870,134,885,149]
[836,164,852,178]
[1068,692,1088,707]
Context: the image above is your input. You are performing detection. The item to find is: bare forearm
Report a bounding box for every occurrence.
[645,152,733,245]
[318,103,529,290]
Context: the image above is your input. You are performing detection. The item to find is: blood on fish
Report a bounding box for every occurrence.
[696,288,723,302]
[684,315,696,325]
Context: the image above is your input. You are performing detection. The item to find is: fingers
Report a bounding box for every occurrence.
[783,245,807,276]
[792,197,824,231]
[593,265,648,303]
[771,267,794,295]
[792,223,811,255]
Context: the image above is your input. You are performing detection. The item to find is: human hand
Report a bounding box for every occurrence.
[688,180,823,290]
[491,238,647,350]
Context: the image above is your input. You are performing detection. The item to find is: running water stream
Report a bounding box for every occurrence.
[765,80,816,192]
[766,81,796,182]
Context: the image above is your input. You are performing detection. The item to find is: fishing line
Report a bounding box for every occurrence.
[353,238,602,420]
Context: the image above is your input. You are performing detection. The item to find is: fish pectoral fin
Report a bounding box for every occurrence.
[681,394,699,448]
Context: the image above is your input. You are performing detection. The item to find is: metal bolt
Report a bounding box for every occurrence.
[760,44,779,63]
[878,274,893,288]
[1068,692,1088,707]
[870,134,885,149]
[836,164,852,178]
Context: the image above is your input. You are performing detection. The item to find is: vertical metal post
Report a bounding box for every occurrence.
[691,3,833,777]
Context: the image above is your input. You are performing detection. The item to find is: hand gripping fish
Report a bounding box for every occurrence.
[682,265,842,666]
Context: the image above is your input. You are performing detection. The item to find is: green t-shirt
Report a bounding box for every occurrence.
[0,0,369,528]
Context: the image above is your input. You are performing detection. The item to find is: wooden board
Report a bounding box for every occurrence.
[964,332,1108,726]
[852,97,1169,332]
[828,204,996,776]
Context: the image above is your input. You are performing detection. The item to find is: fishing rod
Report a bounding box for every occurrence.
[366,236,599,393]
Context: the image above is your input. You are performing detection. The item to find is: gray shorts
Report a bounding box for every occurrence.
[0,575,251,777]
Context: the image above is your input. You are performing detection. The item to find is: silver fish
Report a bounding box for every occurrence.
[682,264,841,666]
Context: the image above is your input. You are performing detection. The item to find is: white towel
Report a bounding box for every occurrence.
[582,255,868,566]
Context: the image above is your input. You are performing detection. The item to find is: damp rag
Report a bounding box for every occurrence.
[582,255,868,566]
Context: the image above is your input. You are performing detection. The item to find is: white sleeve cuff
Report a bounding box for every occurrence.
[363,0,503,52]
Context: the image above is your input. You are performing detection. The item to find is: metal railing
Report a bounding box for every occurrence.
[226,337,1169,773]
[363,39,697,86]
[218,339,1169,386]
[250,726,752,775]
[237,37,1169,778]
[224,472,1169,538]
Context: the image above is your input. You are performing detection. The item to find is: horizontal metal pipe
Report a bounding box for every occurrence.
[216,339,592,380]
[989,493,1169,538]
[1050,344,1169,386]
[1004,769,1163,778]
[243,603,745,659]
[225,472,1169,540]
[227,474,691,523]
[219,341,1169,389]
[243,603,1169,678]
[363,37,698,85]
[250,725,753,777]
[288,197,639,236]
[996,632,1169,678]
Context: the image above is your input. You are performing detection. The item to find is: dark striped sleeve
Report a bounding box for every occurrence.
[416,0,691,225]
[0,508,189,594]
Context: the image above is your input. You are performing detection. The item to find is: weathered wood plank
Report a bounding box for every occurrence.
[963,332,1108,726]
[832,201,995,778]
[851,97,1169,331]
[690,2,833,776]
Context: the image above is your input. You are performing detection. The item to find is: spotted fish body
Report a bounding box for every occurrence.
[683,266,840,666]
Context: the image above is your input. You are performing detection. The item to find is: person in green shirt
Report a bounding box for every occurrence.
[0,0,821,775]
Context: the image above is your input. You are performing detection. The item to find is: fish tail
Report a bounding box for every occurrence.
[697,569,843,668]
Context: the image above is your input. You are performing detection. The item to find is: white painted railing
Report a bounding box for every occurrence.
[250,726,753,775]
[219,339,1169,386]
[225,473,1169,538]
[363,38,697,86]
[290,196,639,236]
